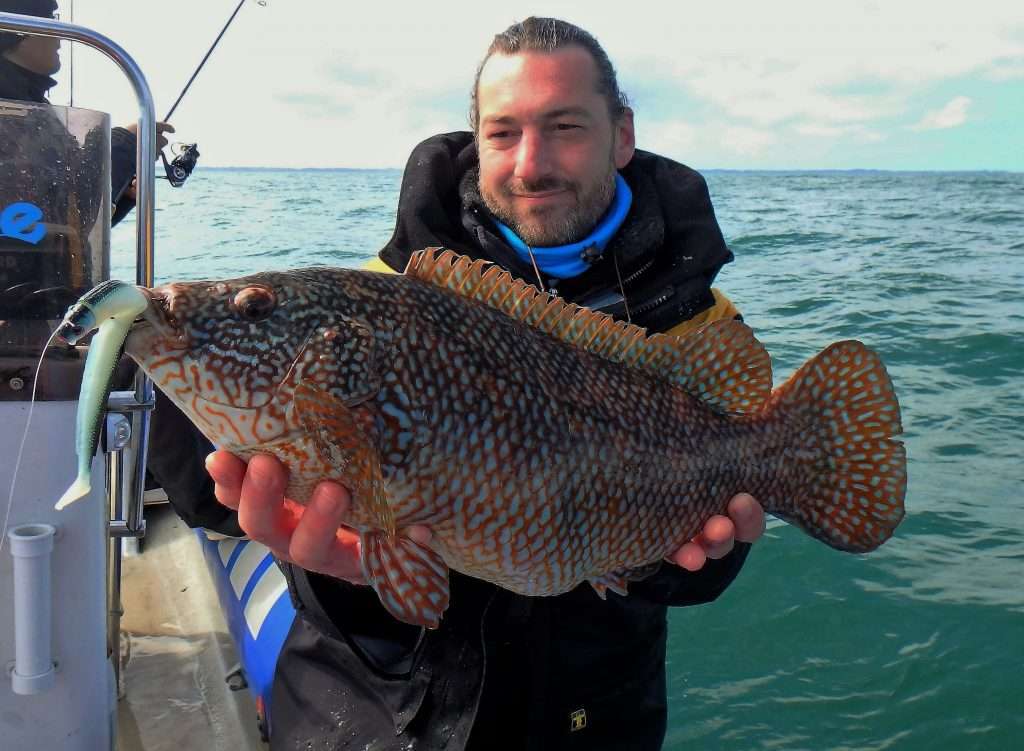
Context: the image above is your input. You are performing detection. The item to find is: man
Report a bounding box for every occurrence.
[181,16,765,751]
[0,0,173,225]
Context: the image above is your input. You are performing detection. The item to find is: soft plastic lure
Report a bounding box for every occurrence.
[54,281,149,510]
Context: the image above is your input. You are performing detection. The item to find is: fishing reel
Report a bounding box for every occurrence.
[160,142,201,188]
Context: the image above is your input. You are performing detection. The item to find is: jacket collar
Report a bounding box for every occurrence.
[456,152,669,298]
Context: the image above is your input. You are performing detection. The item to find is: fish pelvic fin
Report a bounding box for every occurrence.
[293,382,393,534]
[361,530,450,629]
[764,341,906,552]
[588,562,662,599]
[405,249,770,411]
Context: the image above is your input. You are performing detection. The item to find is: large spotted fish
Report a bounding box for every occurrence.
[63,249,906,628]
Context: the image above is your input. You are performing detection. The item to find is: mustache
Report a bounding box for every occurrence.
[505,177,576,194]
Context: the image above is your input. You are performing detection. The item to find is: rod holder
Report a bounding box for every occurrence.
[7,523,57,695]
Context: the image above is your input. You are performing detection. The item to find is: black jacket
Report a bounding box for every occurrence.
[381,132,733,333]
[260,133,750,751]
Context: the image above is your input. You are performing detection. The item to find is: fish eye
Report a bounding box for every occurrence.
[232,285,277,322]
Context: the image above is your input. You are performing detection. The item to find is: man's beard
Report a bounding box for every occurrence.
[480,163,616,247]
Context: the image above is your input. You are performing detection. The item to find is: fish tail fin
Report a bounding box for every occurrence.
[55,474,91,510]
[762,340,906,552]
[361,530,450,629]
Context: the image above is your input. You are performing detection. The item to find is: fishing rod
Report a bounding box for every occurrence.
[160,0,267,187]
[164,0,265,122]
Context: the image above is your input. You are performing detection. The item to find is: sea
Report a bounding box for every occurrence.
[111,168,1023,750]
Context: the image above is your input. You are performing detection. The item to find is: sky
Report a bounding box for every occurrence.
[25,0,1024,170]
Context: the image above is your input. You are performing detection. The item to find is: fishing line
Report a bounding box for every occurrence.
[525,245,546,292]
[611,248,632,324]
[68,0,74,107]
[0,328,62,557]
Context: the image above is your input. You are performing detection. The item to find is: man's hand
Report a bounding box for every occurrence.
[123,121,175,153]
[120,122,176,202]
[206,451,387,584]
[666,493,765,572]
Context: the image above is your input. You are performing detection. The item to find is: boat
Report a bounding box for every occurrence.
[0,11,287,749]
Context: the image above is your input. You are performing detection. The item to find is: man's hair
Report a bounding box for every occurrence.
[469,16,629,132]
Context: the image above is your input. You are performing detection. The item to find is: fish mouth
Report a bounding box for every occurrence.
[132,287,188,348]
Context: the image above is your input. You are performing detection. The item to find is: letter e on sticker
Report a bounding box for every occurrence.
[1,202,46,245]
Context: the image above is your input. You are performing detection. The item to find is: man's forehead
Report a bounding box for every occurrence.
[477,47,604,118]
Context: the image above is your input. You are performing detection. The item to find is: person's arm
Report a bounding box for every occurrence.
[110,122,174,226]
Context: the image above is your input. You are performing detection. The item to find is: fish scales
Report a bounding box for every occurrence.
[105,248,904,628]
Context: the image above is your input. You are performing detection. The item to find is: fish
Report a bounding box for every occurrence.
[65,248,906,628]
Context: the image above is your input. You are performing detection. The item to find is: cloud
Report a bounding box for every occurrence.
[610,1,1022,149]
[720,126,776,157]
[910,96,972,131]
[57,0,1024,168]
[794,123,885,143]
[984,60,1024,81]
[640,120,699,160]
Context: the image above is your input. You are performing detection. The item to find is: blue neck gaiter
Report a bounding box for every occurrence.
[495,172,632,280]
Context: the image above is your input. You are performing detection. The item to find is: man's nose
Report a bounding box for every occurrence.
[513,131,552,181]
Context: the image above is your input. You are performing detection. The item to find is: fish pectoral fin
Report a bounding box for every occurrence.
[293,381,393,532]
[588,562,662,600]
[361,530,450,629]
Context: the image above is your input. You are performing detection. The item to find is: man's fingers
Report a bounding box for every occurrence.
[288,481,362,580]
[668,541,707,572]
[728,493,766,543]
[205,450,247,510]
[698,514,736,559]
[235,454,299,552]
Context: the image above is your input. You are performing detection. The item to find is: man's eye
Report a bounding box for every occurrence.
[554,123,582,131]
[488,131,512,139]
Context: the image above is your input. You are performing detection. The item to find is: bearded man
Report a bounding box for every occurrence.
[160,16,766,751]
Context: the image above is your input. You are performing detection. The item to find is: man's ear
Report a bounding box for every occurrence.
[614,107,636,169]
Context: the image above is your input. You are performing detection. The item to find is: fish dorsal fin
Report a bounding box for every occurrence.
[647,321,772,413]
[404,248,770,412]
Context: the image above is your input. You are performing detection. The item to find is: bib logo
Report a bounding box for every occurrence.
[1,202,46,245]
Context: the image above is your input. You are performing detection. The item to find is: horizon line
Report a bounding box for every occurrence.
[196,165,1024,174]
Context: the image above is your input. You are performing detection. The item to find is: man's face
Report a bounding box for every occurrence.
[4,34,61,76]
[476,46,635,247]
